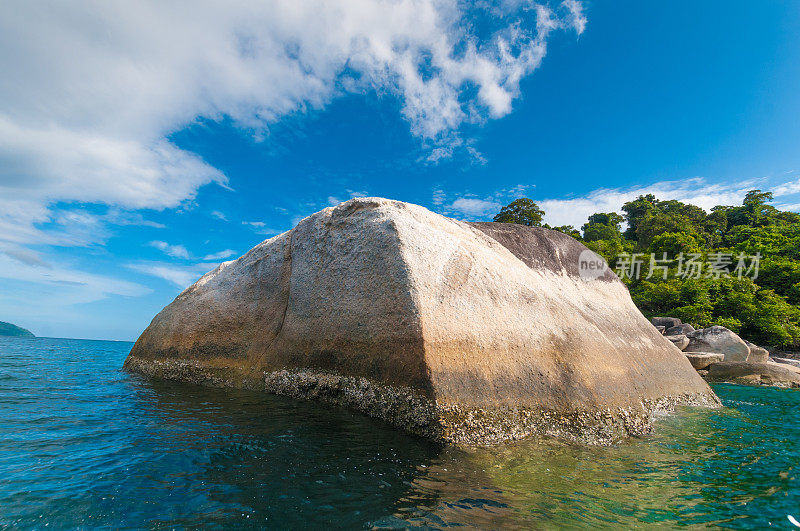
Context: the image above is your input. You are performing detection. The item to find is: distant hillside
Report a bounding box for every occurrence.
[0,321,34,337]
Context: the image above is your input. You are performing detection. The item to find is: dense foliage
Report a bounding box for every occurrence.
[494,191,800,349]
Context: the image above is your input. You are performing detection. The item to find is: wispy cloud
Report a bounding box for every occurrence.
[450,198,502,217]
[436,183,533,220]
[127,261,220,288]
[0,253,149,303]
[772,177,800,197]
[210,210,228,221]
[2,247,52,269]
[202,249,236,261]
[242,221,283,236]
[148,240,236,262]
[149,240,191,259]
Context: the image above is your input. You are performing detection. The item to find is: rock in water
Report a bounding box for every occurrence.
[706,362,800,388]
[773,357,800,369]
[125,198,718,445]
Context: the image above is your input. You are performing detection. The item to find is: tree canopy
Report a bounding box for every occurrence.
[493,192,800,349]
[492,198,545,226]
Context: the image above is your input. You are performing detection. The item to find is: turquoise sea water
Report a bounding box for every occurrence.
[1,336,799,529]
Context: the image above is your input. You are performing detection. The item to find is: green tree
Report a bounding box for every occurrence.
[582,212,623,243]
[545,224,582,239]
[648,232,701,258]
[493,198,545,226]
[575,190,800,348]
[621,194,657,240]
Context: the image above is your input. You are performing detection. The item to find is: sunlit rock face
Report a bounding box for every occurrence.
[125,198,719,445]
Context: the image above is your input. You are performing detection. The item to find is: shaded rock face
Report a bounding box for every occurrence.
[686,326,750,362]
[125,198,718,445]
[652,317,681,329]
[665,324,694,336]
[684,352,724,370]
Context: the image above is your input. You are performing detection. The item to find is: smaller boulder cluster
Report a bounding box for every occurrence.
[650,318,800,388]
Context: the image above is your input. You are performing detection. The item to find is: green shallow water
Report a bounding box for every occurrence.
[0,336,798,529]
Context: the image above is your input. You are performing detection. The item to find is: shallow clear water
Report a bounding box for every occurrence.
[0,336,798,529]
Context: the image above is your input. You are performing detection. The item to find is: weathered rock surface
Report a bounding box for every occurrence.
[666,334,690,351]
[684,352,724,370]
[686,326,750,361]
[655,325,666,335]
[125,198,718,445]
[652,317,681,329]
[773,357,800,369]
[744,341,770,363]
[665,324,695,336]
[706,361,800,388]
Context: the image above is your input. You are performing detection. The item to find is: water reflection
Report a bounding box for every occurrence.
[1,337,798,529]
[127,375,445,528]
[384,391,800,528]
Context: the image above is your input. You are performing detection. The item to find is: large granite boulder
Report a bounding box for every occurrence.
[665,324,694,336]
[666,334,690,351]
[744,341,770,363]
[706,362,800,388]
[125,198,718,445]
[686,326,750,361]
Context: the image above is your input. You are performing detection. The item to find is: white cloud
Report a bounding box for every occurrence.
[0,253,149,304]
[432,176,800,227]
[434,183,533,219]
[149,240,191,259]
[210,210,228,221]
[127,262,221,288]
[203,249,236,261]
[450,197,502,217]
[538,177,757,228]
[2,247,52,269]
[0,0,584,248]
[772,177,800,197]
[242,220,283,236]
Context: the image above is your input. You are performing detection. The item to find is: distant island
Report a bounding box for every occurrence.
[0,321,34,337]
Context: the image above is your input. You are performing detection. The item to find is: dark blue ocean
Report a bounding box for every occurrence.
[1,336,799,529]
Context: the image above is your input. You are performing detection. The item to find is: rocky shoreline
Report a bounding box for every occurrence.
[649,317,800,388]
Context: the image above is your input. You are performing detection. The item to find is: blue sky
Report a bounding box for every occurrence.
[2,0,800,340]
